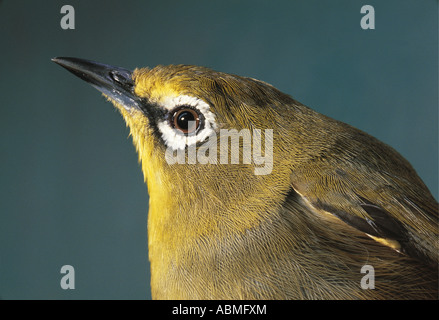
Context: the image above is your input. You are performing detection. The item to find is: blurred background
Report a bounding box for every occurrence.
[0,0,437,299]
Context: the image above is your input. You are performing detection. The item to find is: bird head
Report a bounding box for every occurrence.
[52,57,307,237]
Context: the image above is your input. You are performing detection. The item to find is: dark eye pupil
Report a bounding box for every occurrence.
[172,107,201,134]
[177,111,194,130]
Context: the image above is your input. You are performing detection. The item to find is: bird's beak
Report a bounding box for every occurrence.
[52,57,141,112]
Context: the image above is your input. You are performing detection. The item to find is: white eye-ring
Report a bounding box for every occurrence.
[157,95,217,150]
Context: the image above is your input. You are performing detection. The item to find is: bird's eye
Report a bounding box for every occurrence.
[170,107,201,134]
[157,95,216,150]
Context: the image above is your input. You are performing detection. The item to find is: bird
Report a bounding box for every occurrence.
[53,57,438,300]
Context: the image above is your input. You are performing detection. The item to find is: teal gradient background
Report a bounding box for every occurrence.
[0,0,437,299]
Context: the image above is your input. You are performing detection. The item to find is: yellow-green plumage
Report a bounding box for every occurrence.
[53,58,438,299]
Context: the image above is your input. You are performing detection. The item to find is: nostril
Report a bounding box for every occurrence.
[109,70,134,90]
[109,71,124,83]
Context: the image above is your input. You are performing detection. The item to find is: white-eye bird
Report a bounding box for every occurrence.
[53,57,438,299]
